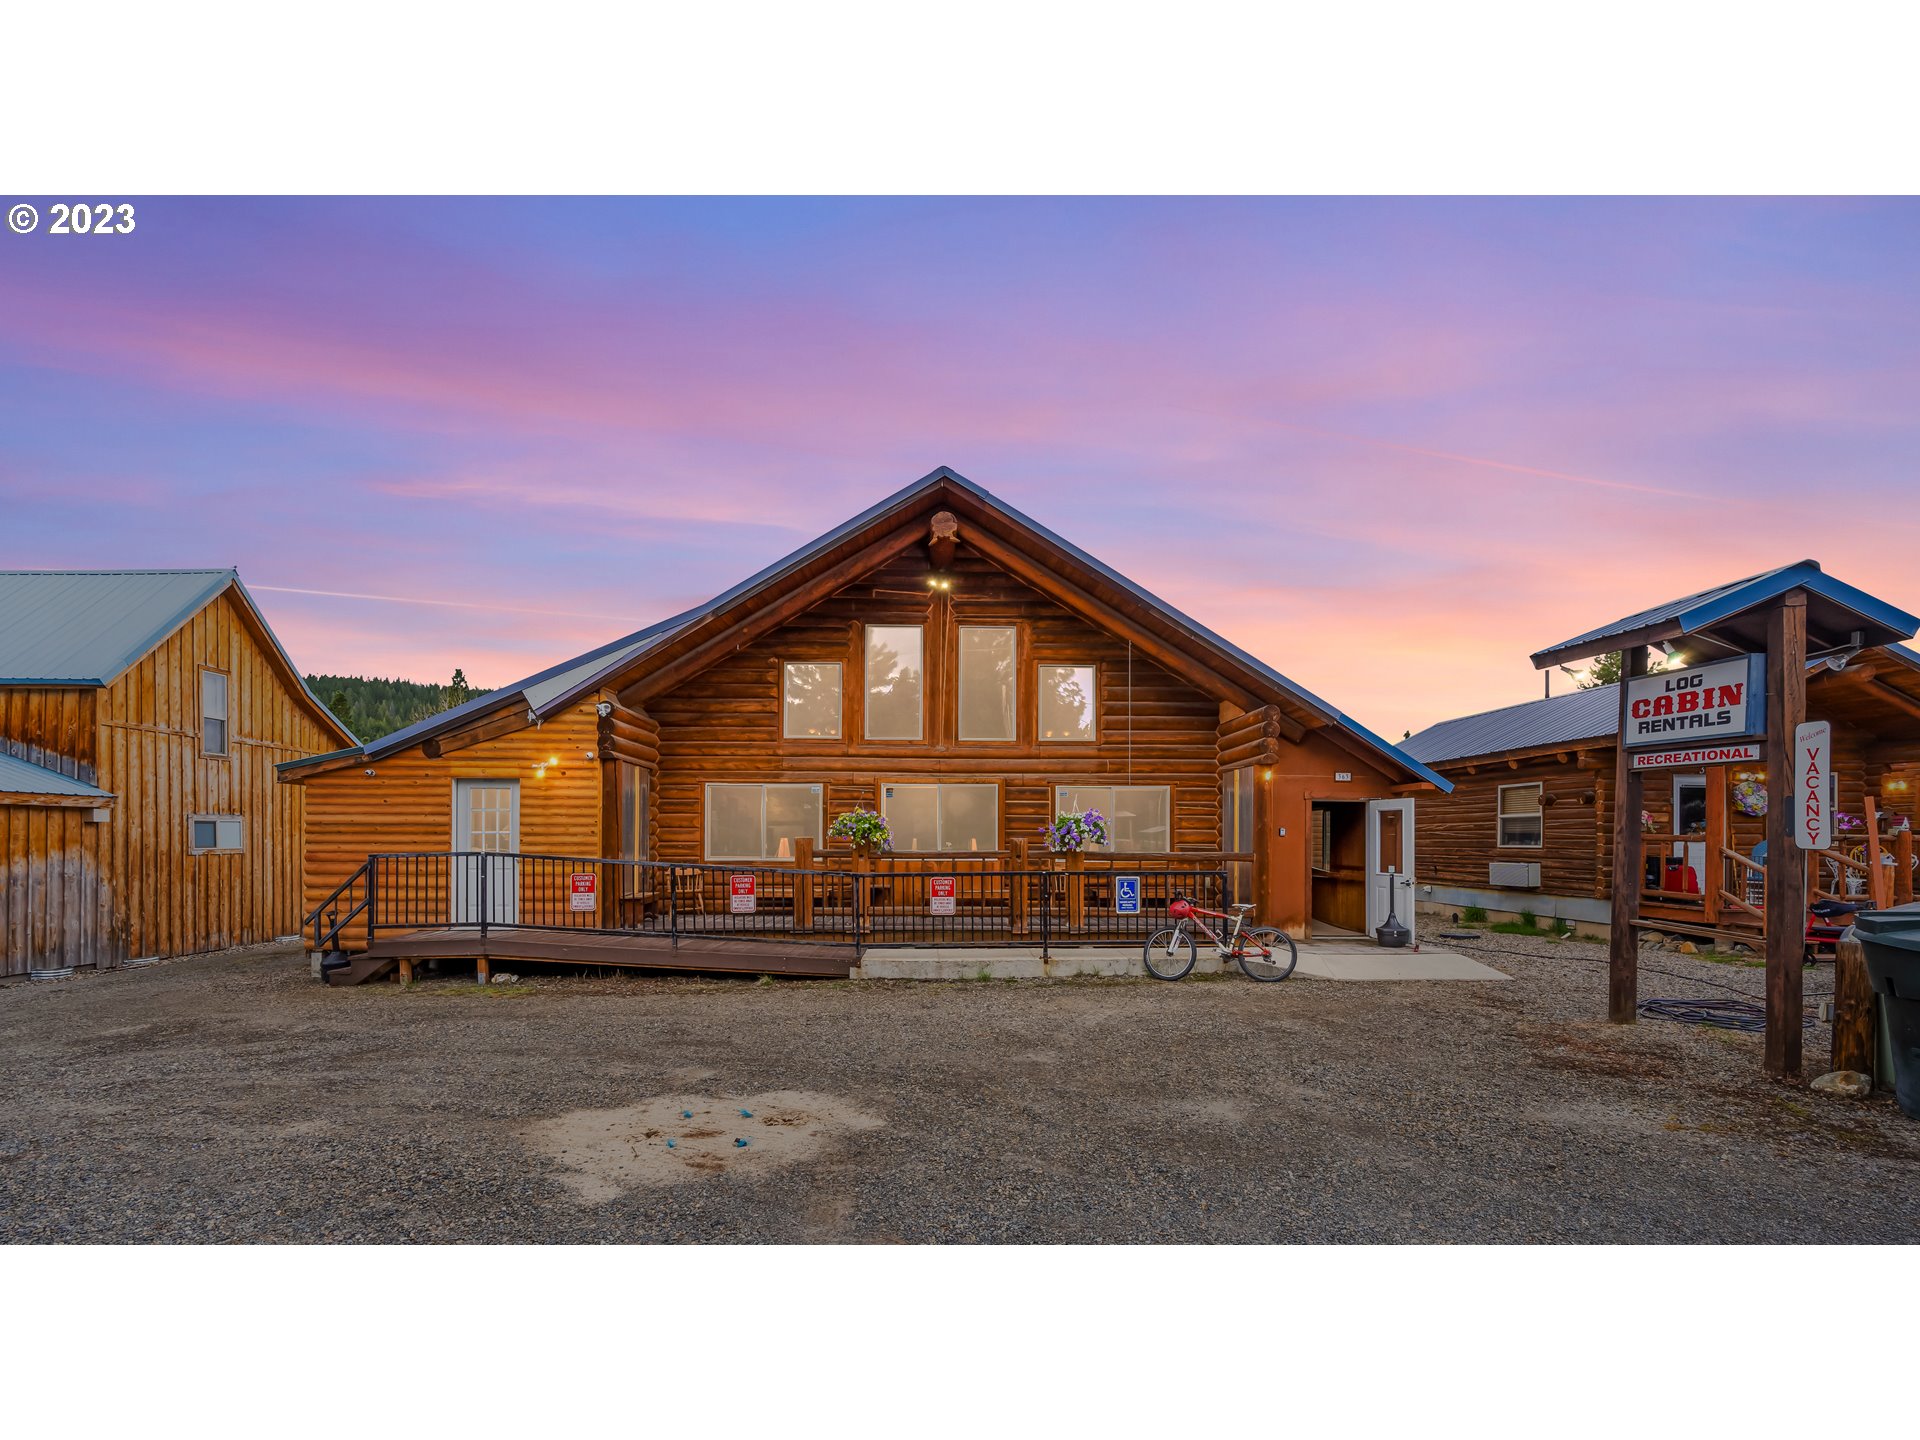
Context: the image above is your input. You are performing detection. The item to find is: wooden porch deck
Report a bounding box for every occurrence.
[326,927,857,985]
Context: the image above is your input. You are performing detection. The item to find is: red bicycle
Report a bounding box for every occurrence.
[1145,891,1297,982]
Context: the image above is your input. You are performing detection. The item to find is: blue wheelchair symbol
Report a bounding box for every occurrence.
[1115,876,1141,915]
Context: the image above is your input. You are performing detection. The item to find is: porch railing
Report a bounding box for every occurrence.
[314,852,1231,960]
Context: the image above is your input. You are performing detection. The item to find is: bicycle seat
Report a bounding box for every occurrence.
[1811,898,1860,919]
[1230,903,1256,912]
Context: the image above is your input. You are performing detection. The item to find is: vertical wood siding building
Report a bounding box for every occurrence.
[0,570,355,975]
[284,470,1450,951]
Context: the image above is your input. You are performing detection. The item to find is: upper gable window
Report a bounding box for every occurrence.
[1037,664,1096,742]
[957,626,1016,742]
[783,662,842,739]
[200,668,229,756]
[864,625,924,741]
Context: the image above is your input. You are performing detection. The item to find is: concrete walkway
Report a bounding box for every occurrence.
[854,943,1509,981]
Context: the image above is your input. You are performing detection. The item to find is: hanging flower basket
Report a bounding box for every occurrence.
[1731,779,1768,818]
[828,808,891,857]
[1640,809,1659,833]
[1042,808,1110,855]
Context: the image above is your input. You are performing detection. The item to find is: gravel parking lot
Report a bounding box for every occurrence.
[2,935,1915,1244]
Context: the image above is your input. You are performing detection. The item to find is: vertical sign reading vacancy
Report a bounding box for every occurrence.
[730,873,757,914]
[1795,720,1832,851]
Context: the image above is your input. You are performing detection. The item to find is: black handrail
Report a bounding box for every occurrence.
[307,857,372,954]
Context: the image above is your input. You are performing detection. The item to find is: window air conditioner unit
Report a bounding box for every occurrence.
[1489,860,1541,889]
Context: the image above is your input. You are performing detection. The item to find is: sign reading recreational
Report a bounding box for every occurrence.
[1628,742,1763,772]
[1795,720,1832,850]
[729,873,757,914]
[569,871,597,912]
[1623,655,1766,749]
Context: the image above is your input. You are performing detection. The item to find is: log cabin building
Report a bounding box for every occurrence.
[283,469,1451,977]
[1403,641,1920,941]
[0,569,355,976]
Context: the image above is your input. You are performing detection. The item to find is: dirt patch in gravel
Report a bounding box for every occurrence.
[523,1091,883,1203]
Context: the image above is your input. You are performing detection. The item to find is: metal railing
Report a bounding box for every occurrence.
[308,852,1231,960]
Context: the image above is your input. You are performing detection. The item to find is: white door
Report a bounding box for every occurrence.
[452,779,519,925]
[1365,798,1416,942]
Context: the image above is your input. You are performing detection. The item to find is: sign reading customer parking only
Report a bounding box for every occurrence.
[929,877,956,916]
[569,872,597,912]
[1115,876,1140,914]
[730,873,757,914]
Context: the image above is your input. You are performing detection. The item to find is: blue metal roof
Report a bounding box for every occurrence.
[1531,560,1920,668]
[308,467,1451,791]
[0,751,113,801]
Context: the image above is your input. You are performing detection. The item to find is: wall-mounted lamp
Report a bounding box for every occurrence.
[1261,768,1273,782]
[925,572,953,591]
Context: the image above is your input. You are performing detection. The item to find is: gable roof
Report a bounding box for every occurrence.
[1408,643,1920,766]
[0,750,114,801]
[0,568,356,747]
[1530,560,1920,669]
[299,467,1448,791]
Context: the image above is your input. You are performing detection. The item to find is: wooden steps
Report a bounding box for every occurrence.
[322,927,856,984]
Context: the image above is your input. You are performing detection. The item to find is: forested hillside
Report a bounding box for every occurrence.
[305,670,489,743]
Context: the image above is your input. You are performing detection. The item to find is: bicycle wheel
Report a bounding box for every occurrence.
[1237,927,1297,982]
[1143,926,1197,981]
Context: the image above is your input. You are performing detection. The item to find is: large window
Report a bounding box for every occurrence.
[957,626,1016,741]
[783,662,842,739]
[883,782,1000,853]
[1055,785,1171,853]
[704,782,823,861]
[200,668,229,756]
[189,814,243,853]
[1037,664,1096,742]
[1497,782,1543,848]
[619,762,650,862]
[864,625,924,740]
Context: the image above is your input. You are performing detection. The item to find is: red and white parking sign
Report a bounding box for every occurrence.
[929,876,956,916]
[569,871,597,912]
[730,873,757,914]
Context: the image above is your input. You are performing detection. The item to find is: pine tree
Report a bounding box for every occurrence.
[1577,650,1666,689]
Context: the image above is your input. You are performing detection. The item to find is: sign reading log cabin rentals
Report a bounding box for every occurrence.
[1629,742,1763,772]
[729,873,757,914]
[1623,654,1766,749]
[928,876,956,916]
[1795,720,1832,850]
[569,871,597,912]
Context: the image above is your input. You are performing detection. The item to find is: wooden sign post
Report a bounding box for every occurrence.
[1608,646,1648,1022]
[1763,590,1808,1077]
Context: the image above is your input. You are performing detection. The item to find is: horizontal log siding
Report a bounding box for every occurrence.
[650,547,1223,861]
[1416,759,1601,896]
[1,590,339,973]
[298,700,602,950]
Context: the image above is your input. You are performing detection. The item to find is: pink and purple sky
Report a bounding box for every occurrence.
[3,197,1916,736]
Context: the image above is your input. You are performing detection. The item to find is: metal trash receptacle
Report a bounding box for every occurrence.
[1852,903,1920,1119]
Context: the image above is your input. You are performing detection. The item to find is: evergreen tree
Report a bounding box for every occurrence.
[1577,649,1666,689]
[305,672,492,743]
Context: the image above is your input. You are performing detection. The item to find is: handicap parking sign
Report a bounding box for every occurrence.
[1115,875,1140,915]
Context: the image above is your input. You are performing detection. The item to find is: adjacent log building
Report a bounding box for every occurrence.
[283,468,1451,949]
[0,570,355,976]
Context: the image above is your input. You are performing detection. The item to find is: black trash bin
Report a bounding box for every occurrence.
[1852,903,1920,1119]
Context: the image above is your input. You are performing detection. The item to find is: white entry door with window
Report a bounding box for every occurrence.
[1365,798,1416,943]
[452,779,519,925]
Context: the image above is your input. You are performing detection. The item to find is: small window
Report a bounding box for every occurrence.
[1309,808,1333,871]
[704,783,823,861]
[200,669,229,756]
[865,625,924,740]
[1037,664,1096,742]
[618,763,649,862]
[783,662,843,739]
[1497,783,1543,848]
[883,783,1000,853]
[957,627,1016,741]
[1054,785,1171,853]
[190,814,243,853]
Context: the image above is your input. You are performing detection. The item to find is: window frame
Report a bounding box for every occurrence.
[702,781,824,862]
[1051,783,1173,854]
[199,665,230,758]
[880,780,1002,854]
[781,660,844,741]
[1496,781,1545,850]
[618,762,650,863]
[863,623,926,742]
[1036,662,1098,743]
[955,625,1018,744]
[188,813,244,854]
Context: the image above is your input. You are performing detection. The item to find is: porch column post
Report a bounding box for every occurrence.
[1764,589,1808,1077]
[1608,647,1648,1023]
[1702,764,1727,927]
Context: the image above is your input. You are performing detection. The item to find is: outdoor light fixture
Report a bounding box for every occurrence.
[925,572,953,591]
